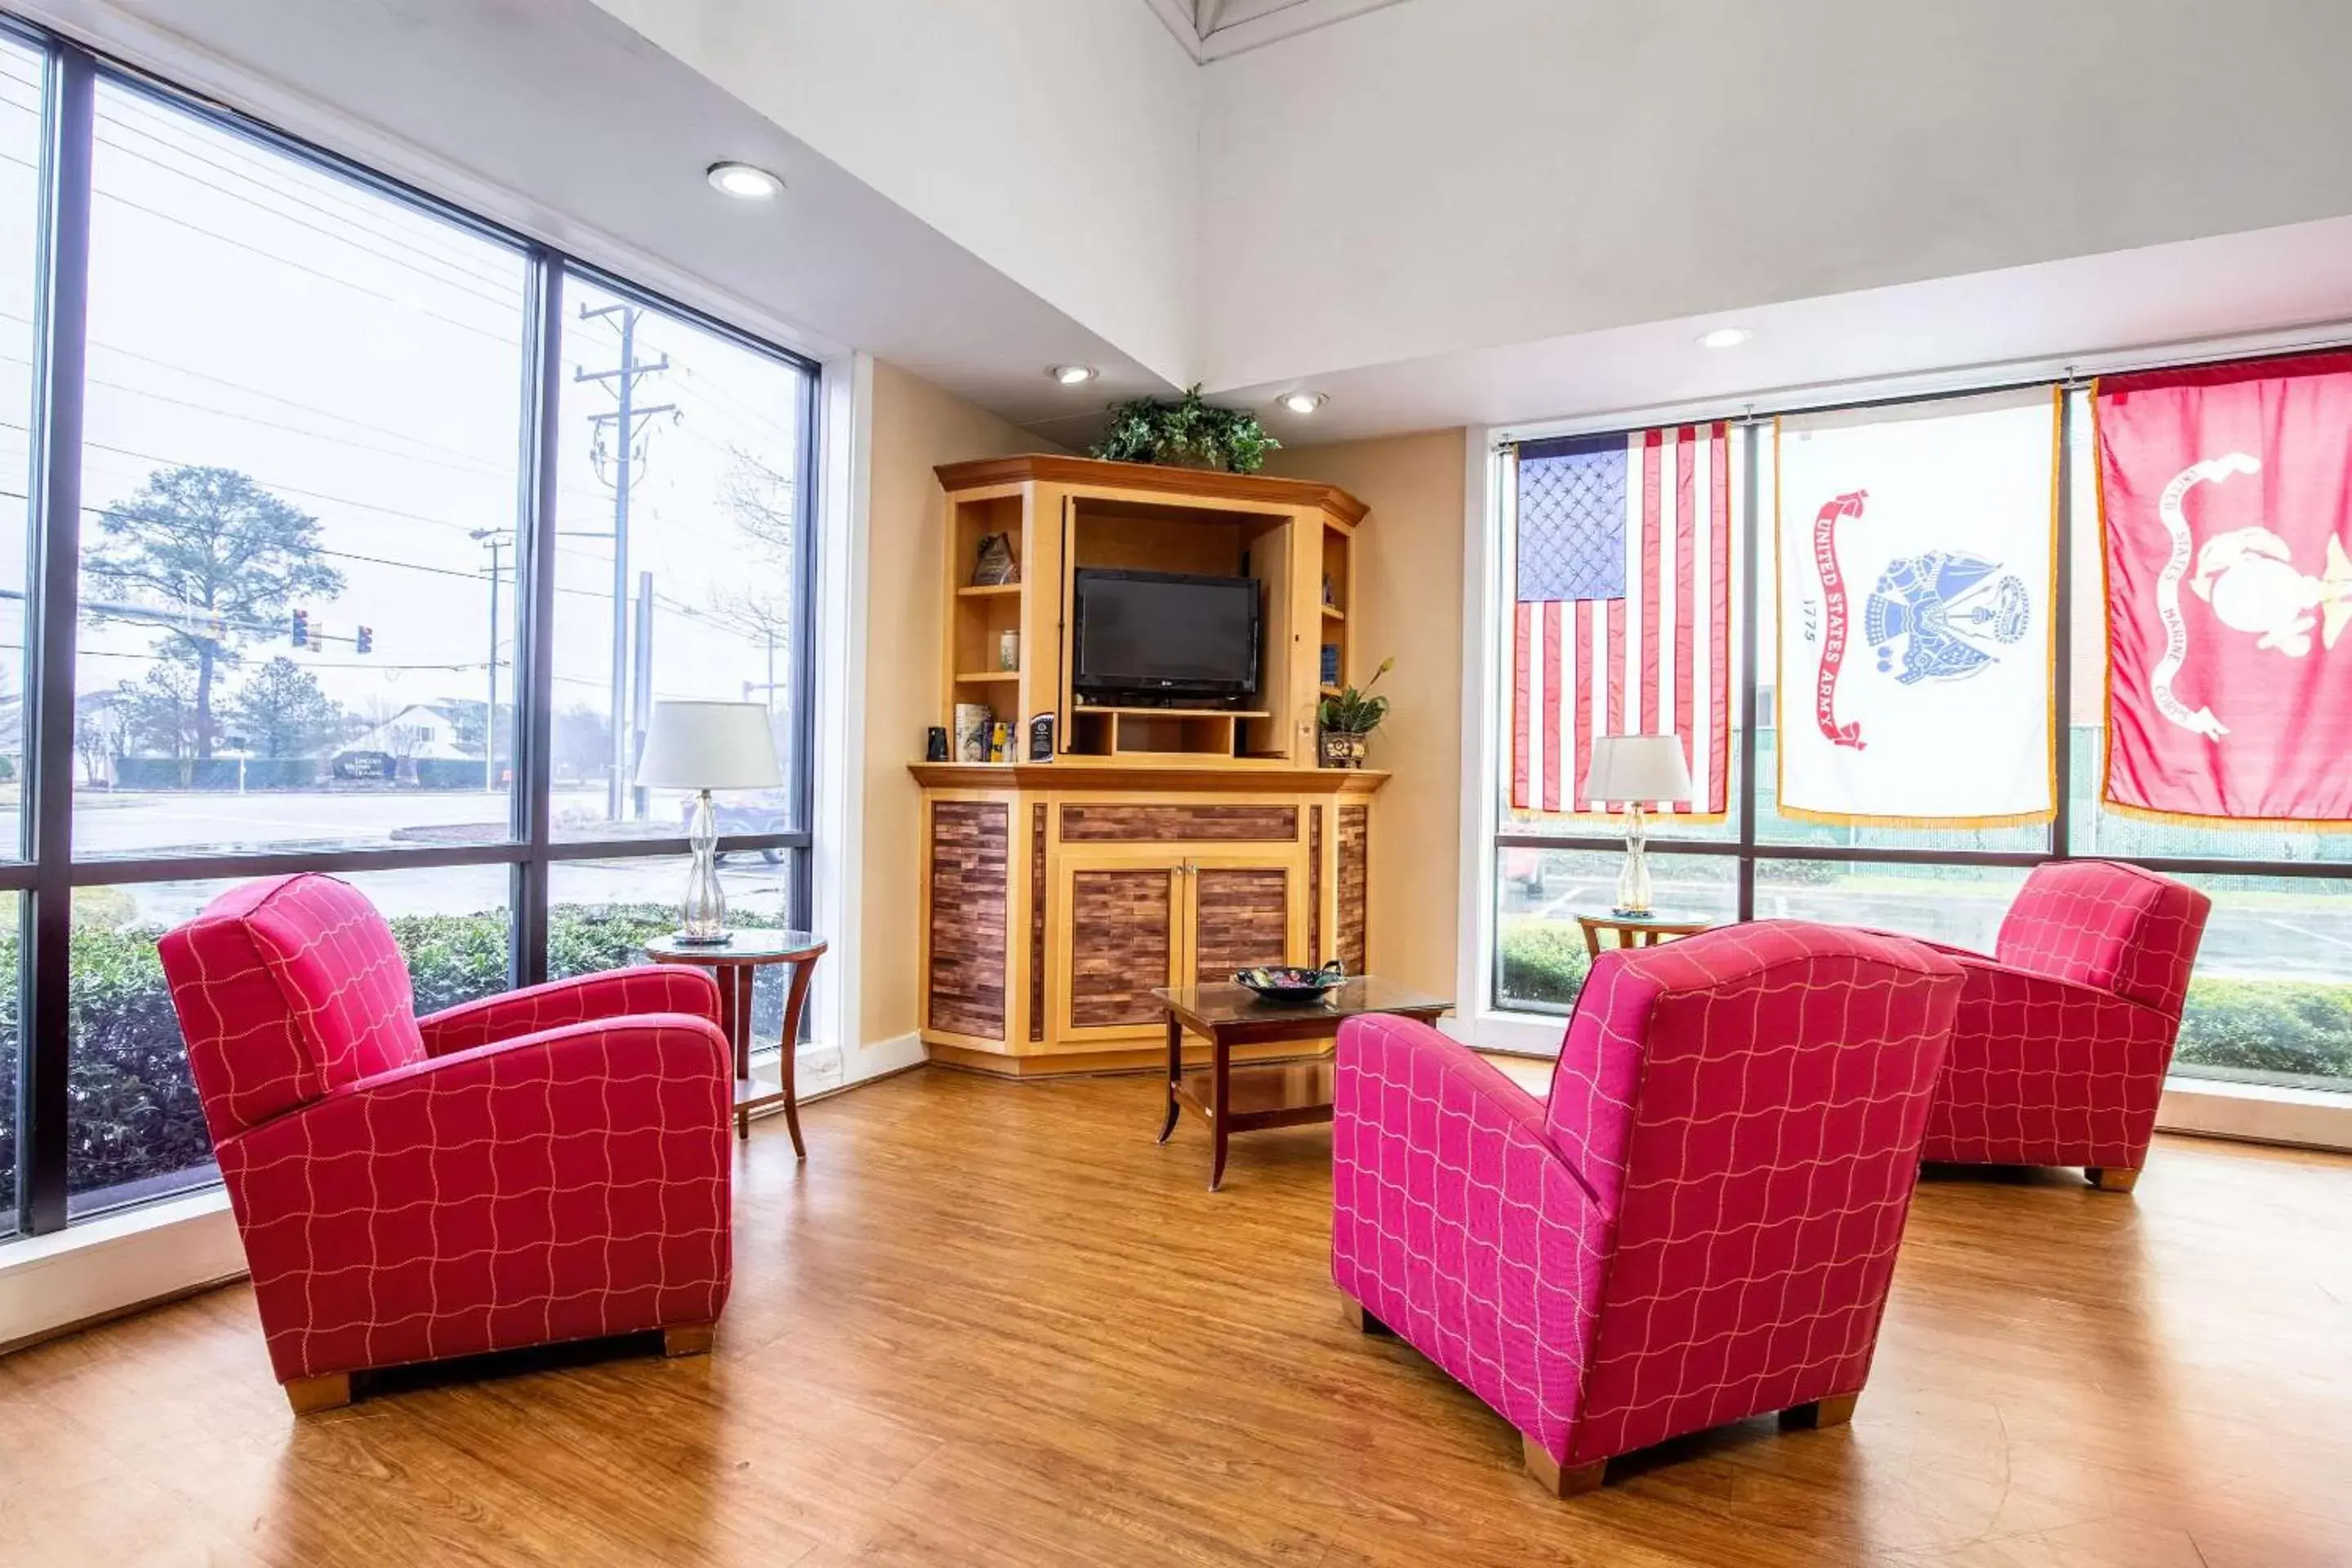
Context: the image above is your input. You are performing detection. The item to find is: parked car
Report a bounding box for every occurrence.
[1503,848,1547,899]
[681,790,790,865]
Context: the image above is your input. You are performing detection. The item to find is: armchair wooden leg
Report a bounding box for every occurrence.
[2086,1166,2140,1193]
[1781,1392,1860,1430]
[283,1373,353,1415]
[663,1322,717,1358]
[1340,1295,1394,1337]
[1523,1435,1606,1498]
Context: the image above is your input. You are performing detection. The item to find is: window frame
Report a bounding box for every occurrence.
[8,29,823,1235]
[1465,358,2352,1124]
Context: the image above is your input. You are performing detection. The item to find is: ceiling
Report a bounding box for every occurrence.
[1138,0,1414,61]
[16,0,2352,452]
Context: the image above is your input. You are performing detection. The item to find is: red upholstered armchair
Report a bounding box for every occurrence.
[1919,859,2212,1192]
[158,873,735,1413]
[1333,922,1963,1497]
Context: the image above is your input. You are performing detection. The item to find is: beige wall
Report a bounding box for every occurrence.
[860,360,1056,1049]
[1267,430,1468,999]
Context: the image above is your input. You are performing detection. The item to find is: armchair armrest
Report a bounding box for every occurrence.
[1331,1013,1610,1459]
[416,965,722,1057]
[1927,952,2184,1169]
[216,1013,733,1383]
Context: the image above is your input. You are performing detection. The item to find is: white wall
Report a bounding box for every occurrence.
[590,0,1201,387]
[1199,0,2352,390]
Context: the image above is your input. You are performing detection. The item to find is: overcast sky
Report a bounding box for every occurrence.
[0,42,808,782]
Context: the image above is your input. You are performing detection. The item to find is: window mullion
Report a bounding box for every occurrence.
[514,249,563,989]
[20,42,96,1236]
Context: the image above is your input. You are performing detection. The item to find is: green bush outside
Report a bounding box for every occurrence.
[1495,918,2352,1082]
[0,901,719,1206]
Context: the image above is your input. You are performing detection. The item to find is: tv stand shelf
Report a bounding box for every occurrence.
[920,455,1379,1080]
[1074,706,1272,719]
[934,453,1364,769]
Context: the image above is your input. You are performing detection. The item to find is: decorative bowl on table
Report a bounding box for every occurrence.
[1233,961,1347,1004]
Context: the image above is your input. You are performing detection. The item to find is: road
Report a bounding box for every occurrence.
[56,786,792,924]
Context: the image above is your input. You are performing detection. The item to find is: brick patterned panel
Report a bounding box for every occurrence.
[1337,804,1368,976]
[929,802,1009,1040]
[1059,804,1298,842]
[1308,808,1324,964]
[1193,869,1291,986]
[1068,869,1173,1029]
[1029,802,1047,1044]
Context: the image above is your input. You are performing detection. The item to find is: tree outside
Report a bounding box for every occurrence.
[83,466,345,762]
[223,656,345,759]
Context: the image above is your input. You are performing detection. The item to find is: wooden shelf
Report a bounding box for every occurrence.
[953,670,1021,684]
[1321,604,1346,621]
[956,582,1023,598]
[1319,685,1343,698]
[1076,706,1271,719]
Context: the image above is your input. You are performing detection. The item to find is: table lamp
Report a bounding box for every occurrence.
[634,699,783,943]
[1584,733,1694,919]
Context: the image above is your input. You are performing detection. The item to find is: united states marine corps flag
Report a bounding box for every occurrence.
[1774,390,2059,826]
[2096,353,2352,823]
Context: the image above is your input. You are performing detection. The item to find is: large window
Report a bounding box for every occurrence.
[74,79,527,857]
[1488,386,2352,1107]
[3,28,821,1241]
[550,273,807,844]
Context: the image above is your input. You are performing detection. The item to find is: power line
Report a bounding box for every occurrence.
[91,127,527,313]
[93,102,527,300]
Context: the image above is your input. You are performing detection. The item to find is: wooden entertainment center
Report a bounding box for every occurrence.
[912,454,1388,1076]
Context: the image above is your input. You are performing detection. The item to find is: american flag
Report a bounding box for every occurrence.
[1510,423,1732,815]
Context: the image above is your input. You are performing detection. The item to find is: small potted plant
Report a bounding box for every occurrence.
[1091,385,1280,474]
[1316,657,1392,768]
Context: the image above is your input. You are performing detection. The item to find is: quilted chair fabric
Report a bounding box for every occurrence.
[158,873,735,1387]
[1921,859,2211,1171]
[1332,920,1964,1475]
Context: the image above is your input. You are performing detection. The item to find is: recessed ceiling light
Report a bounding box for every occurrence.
[1279,391,1328,415]
[1047,364,1098,386]
[1697,327,1752,350]
[706,161,784,200]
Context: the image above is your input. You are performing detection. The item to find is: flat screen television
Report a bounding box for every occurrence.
[1071,568,1260,703]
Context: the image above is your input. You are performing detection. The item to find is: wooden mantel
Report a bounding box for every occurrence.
[909,762,1388,795]
[933,452,1370,525]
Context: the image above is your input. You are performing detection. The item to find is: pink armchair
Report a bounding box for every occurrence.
[1332,922,1963,1497]
[158,873,735,1413]
[1920,859,2212,1191]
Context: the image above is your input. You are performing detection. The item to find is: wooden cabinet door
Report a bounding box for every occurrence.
[1050,848,1185,1045]
[1185,853,1307,988]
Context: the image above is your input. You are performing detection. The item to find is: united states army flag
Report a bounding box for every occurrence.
[1775,390,2058,826]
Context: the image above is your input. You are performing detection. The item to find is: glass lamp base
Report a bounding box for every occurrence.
[1615,804,1654,919]
[679,790,730,944]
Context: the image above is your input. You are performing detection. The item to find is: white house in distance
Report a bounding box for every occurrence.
[332,702,482,782]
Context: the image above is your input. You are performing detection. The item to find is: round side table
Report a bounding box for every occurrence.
[1575,911,1713,959]
[645,928,827,1157]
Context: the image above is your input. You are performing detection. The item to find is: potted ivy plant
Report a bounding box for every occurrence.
[1092,385,1280,474]
[1316,657,1392,768]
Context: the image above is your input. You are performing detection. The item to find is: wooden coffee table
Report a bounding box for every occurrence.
[1152,977,1452,1192]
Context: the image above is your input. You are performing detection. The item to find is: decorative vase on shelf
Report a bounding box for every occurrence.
[1319,728,1368,769]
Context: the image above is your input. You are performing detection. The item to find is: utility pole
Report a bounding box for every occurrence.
[576,303,675,822]
[470,527,508,792]
[630,569,654,819]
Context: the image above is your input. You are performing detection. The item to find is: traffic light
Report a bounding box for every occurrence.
[291,607,309,648]
[355,625,373,654]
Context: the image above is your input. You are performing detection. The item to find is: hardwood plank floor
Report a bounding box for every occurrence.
[2,1065,2348,1566]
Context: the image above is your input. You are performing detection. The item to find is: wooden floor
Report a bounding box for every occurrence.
[3,1065,2350,1567]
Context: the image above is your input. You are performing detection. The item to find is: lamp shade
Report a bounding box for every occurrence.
[1584,733,1694,805]
[634,700,783,790]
